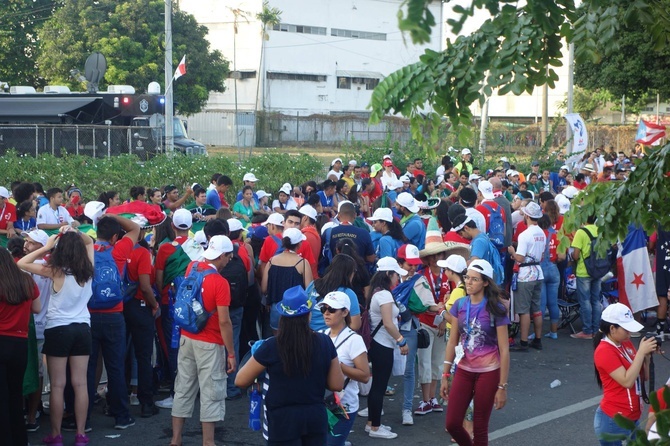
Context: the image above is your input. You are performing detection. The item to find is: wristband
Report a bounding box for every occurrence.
[497,383,508,390]
[443,360,453,365]
[397,339,407,347]
[442,373,451,378]
[228,354,236,359]
[396,335,404,343]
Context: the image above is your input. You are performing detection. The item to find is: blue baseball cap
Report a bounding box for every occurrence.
[276,285,312,318]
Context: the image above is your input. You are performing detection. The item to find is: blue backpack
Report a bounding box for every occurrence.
[482,202,505,250]
[173,262,217,334]
[271,234,285,255]
[89,242,124,310]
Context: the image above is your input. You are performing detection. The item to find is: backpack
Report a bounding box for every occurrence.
[392,274,429,315]
[220,245,249,308]
[581,227,616,280]
[271,234,284,255]
[173,262,217,334]
[482,202,505,250]
[121,244,141,303]
[475,234,505,286]
[89,242,124,310]
[358,307,383,350]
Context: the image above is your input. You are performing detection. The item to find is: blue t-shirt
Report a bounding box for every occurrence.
[328,223,374,259]
[307,284,361,331]
[402,214,426,250]
[470,233,496,265]
[549,172,567,194]
[253,334,337,442]
[377,234,403,259]
[14,217,36,233]
[206,189,221,210]
[317,190,333,209]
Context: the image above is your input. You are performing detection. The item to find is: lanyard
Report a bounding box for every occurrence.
[0,204,5,222]
[52,206,61,223]
[426,269,443,302]
[465,297,487,338]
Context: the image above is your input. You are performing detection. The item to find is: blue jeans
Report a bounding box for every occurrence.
[541,262,561,324]
[400,322,419,411]
[576,276,602,335]
[594,406,637,446]
[226,306,244,397]
[327,412,357,446]
[87,312,130,423]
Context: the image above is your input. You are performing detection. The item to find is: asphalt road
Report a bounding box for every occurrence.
[28,320,670,446]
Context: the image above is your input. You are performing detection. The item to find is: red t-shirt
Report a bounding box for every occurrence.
[475,200,506,233]
[155,236,189,305]
[513,220,528,244]
[232,239,251,272]
[0,202,17,230]
[413,169,426,178]
[259,233,317,278]
[418,269,451,327]
[443,231,471,245]
[301,226,322,269]
[0,282,39,338]
[543,229,558,263]
[127,244,155,302]
[90,237,134,314]
[594,339,641,420]
[180,261,231,345]
[369,178,383,204]
[553,215,564,232]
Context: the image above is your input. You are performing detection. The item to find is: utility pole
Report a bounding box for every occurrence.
[566,43,574,154]
[478,98,489,154]
[165,0,174,157]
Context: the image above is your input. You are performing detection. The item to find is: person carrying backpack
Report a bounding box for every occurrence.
[169,236,236,446]
[570,215,609,339]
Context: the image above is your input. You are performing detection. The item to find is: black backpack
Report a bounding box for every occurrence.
[581,227,616,280]
[220,245,249,308]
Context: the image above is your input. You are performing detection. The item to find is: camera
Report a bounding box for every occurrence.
[644,332,663,347]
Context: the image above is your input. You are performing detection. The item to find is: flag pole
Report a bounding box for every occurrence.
[165,0,174,157]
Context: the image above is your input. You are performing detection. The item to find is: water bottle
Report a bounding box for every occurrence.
[249,387,262,431]
[192,299,204,316]
[170,322,181,349]
[550,379,561,388]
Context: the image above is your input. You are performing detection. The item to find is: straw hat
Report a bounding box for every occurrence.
[420,216,450,257]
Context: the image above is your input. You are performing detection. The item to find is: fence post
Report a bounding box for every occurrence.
[296,112,299,143]
[76,127,79,155]
[107,126,111,158]
[51,127,55,155]
[93,128,96,158]
[35,126,38,156]
[128,129,132,155]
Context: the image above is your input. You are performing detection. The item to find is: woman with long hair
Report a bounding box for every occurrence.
[261,228,313,333]
[365,257,409,439]
[233,185,258,228]
[333,179,350,209]
[543,199,563,231]
[441,259,510,446]
[307,254,361,331]
[18,228,94,446]
[335,238,371,307]
[97,190,120,209]
[319,291,370,446]
[369,207,407,259]
[592,303,656,445]
[14,200,37,233]
[538,215,564,340]
[0,247,40,446]
[236,285,344,446]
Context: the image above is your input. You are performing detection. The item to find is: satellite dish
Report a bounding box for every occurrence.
[84,52,107,93]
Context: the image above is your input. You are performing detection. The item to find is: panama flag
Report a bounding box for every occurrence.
[173,55,187,80]
[616,225,658,313]
[635,119,666,145]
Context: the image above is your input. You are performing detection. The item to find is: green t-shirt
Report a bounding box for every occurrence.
[571,224,598,278]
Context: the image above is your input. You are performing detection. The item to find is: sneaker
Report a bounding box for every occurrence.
[41,434,64,446]
[369,428,398,439]
[114,416,136,430]
[365,424,392,433]
[155,396,173,409]
[528,333,536,340]
[61,419,92,433]
[158,382,172,393]
[430,398,443,412]
[358,407,384,417]
[25,421,40,432]
[402,410,414,426]
[530,339,543,350]
[570,331,593,340]
[141,403,159,418]
[544,332,558,340]
[385,386,396,396]
[74,434,89,446]
[129,393,140,406]
[414,401,432,415]
[509,342,529,352]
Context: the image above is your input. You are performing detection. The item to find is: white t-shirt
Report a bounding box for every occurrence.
[516,224,546,282]
[380,172,398,191]
[327,169,343,180]
[32,259,52,340]
[324,327,367,413]
[436,165,446,177]
[465,207,486,233]
[370,289,399,349]
[37,204,73,226]
[271,198,298,212]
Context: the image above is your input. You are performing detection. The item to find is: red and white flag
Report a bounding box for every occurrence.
[635,119,666,145]
[173,55,186,80]
[616,225,658,313]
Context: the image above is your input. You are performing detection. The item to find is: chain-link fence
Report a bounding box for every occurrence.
[0,124,165,158]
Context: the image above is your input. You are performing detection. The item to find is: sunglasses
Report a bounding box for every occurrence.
[319,306,341,314]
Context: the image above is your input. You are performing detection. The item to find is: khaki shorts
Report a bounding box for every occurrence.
[417,323,447,384]
[171,337,227,422]
[514,280,542,315]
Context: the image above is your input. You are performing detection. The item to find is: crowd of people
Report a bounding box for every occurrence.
[0,142,663,446]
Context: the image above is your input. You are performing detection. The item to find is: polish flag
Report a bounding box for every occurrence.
[635,119,666,145]
[173,55,186,80]
[616,225,658,313]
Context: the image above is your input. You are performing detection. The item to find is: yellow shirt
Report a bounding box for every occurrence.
[444,283,466,330]
[571,224,598,278]
[342,176,355,190]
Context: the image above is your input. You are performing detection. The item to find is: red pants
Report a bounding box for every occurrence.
[445,367,500,446]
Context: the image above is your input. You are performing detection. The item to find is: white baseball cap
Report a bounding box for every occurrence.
[468,173,481,182]
[437,254,467,273]
[227,218,244,232]
[461,148,471,155]
[316,291,351,311]
[478,180,494,200]
[332,158,343,165]
[84,201,105,224]
[467,259,494,280]
[391,179,404,190]
[193,230,208,248]
[561,186,580,199]
[203,235,234,260]
[560,165,570,171]
[243,173,259,182]
[436,175,445,186]
[368,207,393,223]
[0,186,9,199]
[256,190,271,199]
[377,257,408,276]
[396,192,419,213]
[399,175,410,183]
[521,201,543,219]
[172,208,193,230]
[262,213,285,227]
[555,194,571,215]
[299,204,317,221]
[283,227,306,245]
[349,160,357,166]
[22,229,49,247]
[279,183,292,195]
[499,156,509,163]
[601,303,644,332]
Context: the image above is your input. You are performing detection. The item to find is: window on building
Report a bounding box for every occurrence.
[331,28,386,41]
[267,72,327,82]
[364,78,379,90]
[228,71,257,80]
[642,106,654,112]
[272,23,326,35]
[337,77,352,89]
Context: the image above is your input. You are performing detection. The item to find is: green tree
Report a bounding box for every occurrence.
[37,0,229,114]
[0,0,59,87]
[558,87,615,120]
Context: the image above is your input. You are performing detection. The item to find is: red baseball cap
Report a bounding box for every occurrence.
[397,244,422,265]
[383,159,393,167]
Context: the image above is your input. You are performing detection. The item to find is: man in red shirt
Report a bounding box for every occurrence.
[299,204,321,265]
[170,235,236,446]
[413,158,427,179]
[0,186,17,247]
[257,211,317,278]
